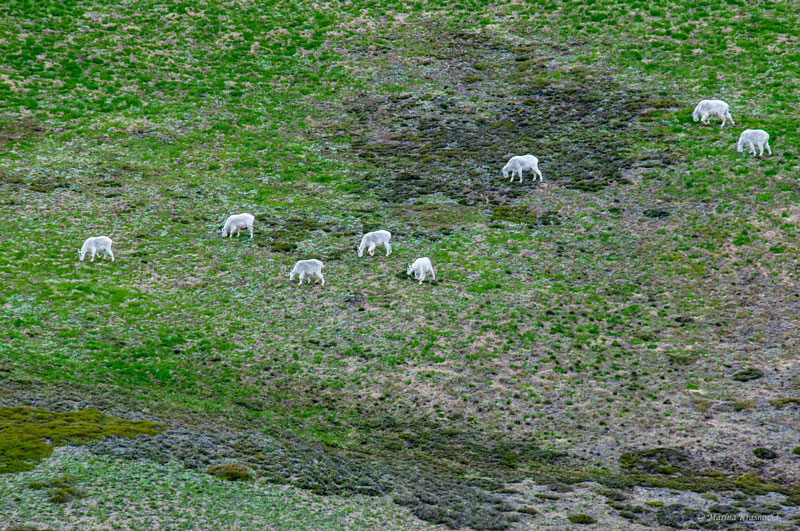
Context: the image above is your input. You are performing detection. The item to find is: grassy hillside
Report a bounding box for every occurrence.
[2,0,800,528]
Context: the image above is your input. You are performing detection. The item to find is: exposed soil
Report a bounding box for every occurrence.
[322,26,678,205]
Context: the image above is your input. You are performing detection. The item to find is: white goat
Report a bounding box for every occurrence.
[358,230,392,257]
[502,155,542,183]
[407,257,435,284]
[737,129,771,157]
[221,213,255,238]
[290,259,325,286]
[79,236,114,262]
[692,99,734,128]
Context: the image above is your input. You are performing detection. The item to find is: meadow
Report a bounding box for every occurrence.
[2,0,800,528]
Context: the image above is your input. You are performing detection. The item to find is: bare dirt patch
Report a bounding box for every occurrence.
[323,26,678,204]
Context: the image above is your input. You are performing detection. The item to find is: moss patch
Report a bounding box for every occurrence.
[207,462,255,482]
[0,407,164,474]
[28,474,86,504]
[753,448,777,460]
[568,514,596,524]
[769,397,800,409]
[597,488,627,501]
[619,447,689,475]
[643,208,669,219]
[732,368,764,382]
[731,400,755,412]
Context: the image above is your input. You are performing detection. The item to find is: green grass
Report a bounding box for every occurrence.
[1,447,437,530]
[2,0,800,528]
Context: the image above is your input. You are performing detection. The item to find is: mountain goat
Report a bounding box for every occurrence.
[692,99,734,128]
[78,236,114,262]
[358,230,392,257]
[221,213,255,238]
[407,257,435,284]
[502,155,542,183]
[290,259,325,286]
[737,129,771,157]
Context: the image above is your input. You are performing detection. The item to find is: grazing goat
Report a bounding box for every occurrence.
[407,257,435,284]
[692,99,734,128]
[222,213,255,238]
[502,155,542,183]
[79,236,114,262]
[737,129,771,157]
[358,230,392,257]
[290,259,325,286]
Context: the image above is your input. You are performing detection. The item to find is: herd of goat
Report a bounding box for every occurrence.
[78,98,771,285]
